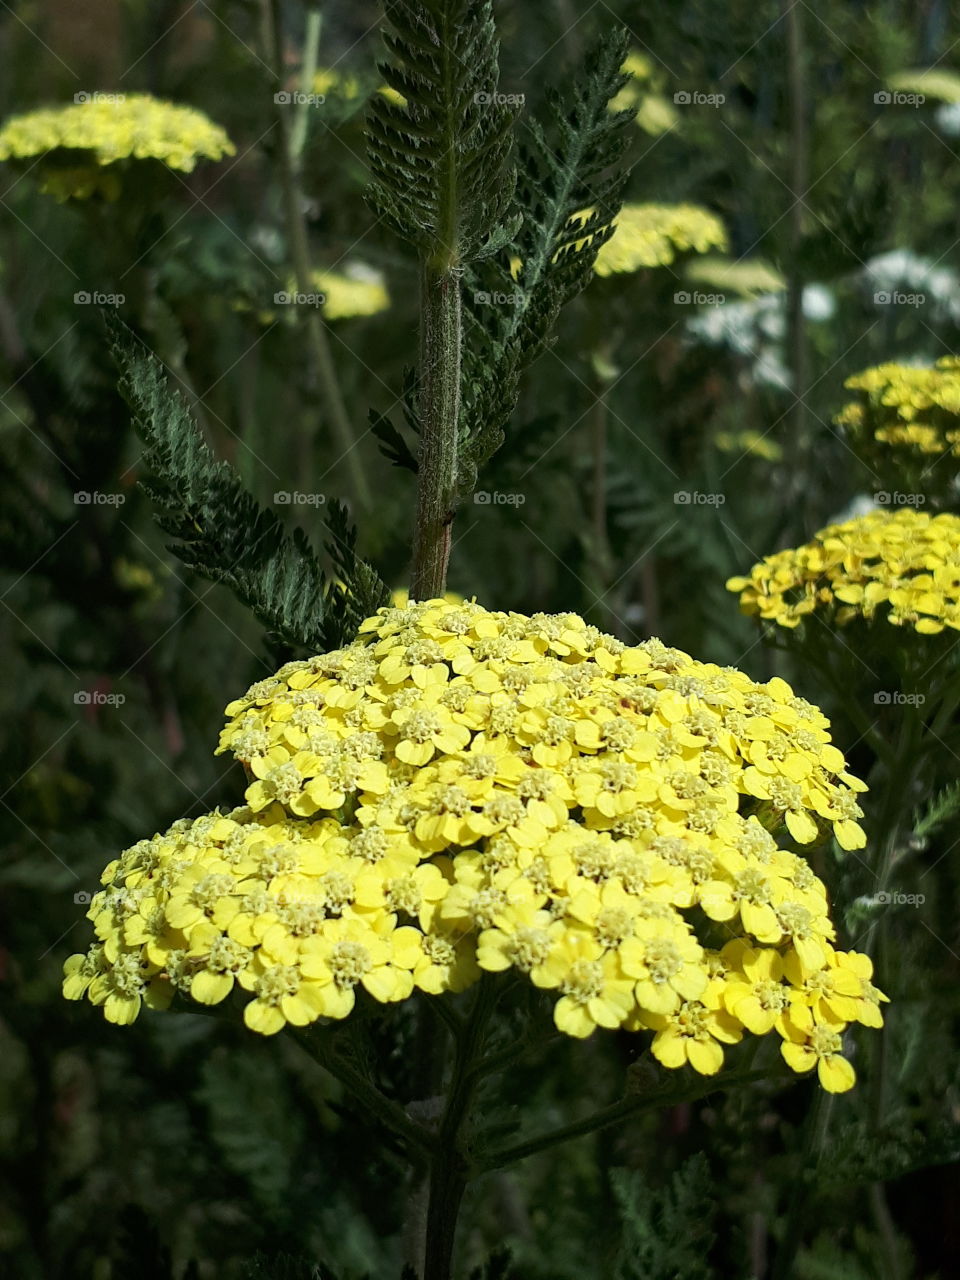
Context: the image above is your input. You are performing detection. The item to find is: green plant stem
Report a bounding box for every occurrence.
[292,1025,431,1160]
[782,0,812,525]
[410,260,462,599]
[474,1066,779,1173]
[421,978,498,1280]
[591,373,610,606]
[265,0,371,512]
[771,1087,833,1280]
[290,6,322,164]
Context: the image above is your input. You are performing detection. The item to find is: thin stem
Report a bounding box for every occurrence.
[422,978,499,1280]
[474,1066,779,1173]
[264,0,372,512]
[292,1025,432,1160]
[782,0,811,526]
[771,1087,833,1280]
[290,6,322,165]
[591,373,610,599]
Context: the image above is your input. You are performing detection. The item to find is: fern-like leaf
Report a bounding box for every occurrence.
[366,0,518,262]
[612,1154,718,1280]
[110,321,387,653]
[458,28,634,495]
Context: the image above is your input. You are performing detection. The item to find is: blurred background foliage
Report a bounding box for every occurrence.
[2,0,960,1276]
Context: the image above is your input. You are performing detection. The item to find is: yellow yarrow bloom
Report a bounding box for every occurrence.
[608,51,679,136]
[727,508,960,637]
[835,359,960,489]
[592,203,728,275]
[310,267,390,320]
[0,94,234,199]
[64,601,881,1090]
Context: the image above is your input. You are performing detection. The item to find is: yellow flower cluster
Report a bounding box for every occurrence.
[728,509,960,635]
[835,358,960,461]
[608,52,679,136]
[714,430,782,461]
[311,68,405,107]
[310,267,390,320]
[64,601,883,1090]
[0,94,234,199]
[593,203,728,275]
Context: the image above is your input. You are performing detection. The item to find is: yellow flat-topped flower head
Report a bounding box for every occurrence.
[727,508,960,637]
[836,358,960,496]
[590,203,728,275]
[0,93,234,199]
[65,599,882,1089]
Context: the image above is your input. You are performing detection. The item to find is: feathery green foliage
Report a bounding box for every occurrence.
[110,323,388,654]
[612,1155,718,1280]
[459,28,633,494]
[913,780,960,842]
[366,0,518,263]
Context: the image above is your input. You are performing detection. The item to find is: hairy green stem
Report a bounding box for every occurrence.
[410,262,462,600]
[265,0,372,511]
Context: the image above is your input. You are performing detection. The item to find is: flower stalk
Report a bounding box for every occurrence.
[411,259,462,599]
[264,0,372,512]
